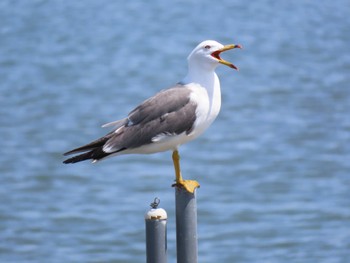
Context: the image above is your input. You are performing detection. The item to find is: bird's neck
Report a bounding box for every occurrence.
[182,65,221,118]
[182,65,219,91]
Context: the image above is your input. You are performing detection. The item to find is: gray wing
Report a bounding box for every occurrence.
[103,84,197,152]
[128,84,194,125]
[63,84,198,163]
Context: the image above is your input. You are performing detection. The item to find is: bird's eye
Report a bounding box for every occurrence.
[204,45,211,49]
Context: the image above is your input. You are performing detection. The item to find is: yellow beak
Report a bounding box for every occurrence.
[212,44,242,70]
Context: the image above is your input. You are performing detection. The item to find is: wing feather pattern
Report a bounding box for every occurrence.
[63,84,197,163]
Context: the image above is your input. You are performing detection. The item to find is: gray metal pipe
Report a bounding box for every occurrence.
[175,188,198,263]
[145,198,168,263]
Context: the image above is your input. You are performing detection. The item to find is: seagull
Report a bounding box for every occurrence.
[63,40,241,193]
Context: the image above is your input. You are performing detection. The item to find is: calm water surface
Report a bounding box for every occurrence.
[1,0,349,262]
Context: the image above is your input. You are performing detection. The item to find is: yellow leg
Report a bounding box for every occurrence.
[172,150,200,193]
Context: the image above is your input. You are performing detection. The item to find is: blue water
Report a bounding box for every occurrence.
[1,0,350,262]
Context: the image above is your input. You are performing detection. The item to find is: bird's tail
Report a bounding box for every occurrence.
[63,132,115,164]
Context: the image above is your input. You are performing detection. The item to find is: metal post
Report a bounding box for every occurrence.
[145,198,168,263]
[175,187,198,263]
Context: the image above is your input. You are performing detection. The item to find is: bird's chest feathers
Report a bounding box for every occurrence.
[188,83,221,135]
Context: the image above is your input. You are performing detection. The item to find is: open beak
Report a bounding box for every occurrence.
[211,44,242,70]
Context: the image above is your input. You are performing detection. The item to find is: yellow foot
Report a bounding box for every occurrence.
[172,179,200,193]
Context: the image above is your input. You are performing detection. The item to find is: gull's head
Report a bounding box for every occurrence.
[187,40,242,71]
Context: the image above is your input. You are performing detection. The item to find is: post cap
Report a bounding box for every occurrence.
[145,197,167,220]
[145,207,168,220]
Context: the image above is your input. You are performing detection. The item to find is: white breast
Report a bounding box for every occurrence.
[187,76,221,139]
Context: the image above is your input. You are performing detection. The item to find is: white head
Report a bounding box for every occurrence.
[187,40,242,71]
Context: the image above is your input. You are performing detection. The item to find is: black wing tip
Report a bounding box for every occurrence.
[62,151,93,164]
[62,156,85,164]
[63,147,92,156]
[63,151,73,156]
[62,148,116,164]
[62,132,114,157]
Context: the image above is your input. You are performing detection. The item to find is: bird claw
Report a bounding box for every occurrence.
[172,179,200,194]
